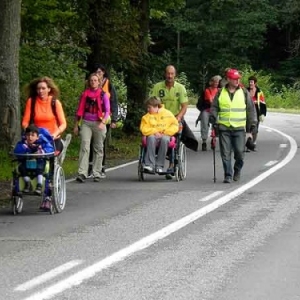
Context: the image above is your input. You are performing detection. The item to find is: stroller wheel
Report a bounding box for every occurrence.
[12,196,23,215]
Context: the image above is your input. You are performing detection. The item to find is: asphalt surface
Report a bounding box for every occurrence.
[1,108,300,300]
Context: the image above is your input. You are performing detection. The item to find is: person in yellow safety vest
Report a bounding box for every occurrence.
[247,75,267,150]
[209,69,257,183]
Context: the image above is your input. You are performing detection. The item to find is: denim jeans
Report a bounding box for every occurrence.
[218,129,245,178]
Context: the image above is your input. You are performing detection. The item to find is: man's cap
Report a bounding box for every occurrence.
[226,69,241,80]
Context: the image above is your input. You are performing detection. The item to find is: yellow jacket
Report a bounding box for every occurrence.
[140,106,179,136]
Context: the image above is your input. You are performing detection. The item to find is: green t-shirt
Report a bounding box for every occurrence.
[150,81,188,116]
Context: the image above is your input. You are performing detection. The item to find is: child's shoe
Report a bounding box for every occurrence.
[35,183,42,195]
[23,182,31,193]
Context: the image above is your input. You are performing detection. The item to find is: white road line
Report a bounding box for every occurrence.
[199,191,223,202]
[265,160,278,167]
[15,260,83,292]
[22,126,297,300]
[65,160,139,183]
[280,144,287,148]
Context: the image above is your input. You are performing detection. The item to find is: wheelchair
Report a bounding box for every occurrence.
[10,134,71,215]
[137,134,187,182]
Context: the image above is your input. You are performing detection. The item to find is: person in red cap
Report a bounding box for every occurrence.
[209,68,257,183]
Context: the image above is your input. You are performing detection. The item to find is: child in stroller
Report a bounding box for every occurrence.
[13,124,55,194]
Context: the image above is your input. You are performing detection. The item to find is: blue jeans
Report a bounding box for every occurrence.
[218,129,245,178]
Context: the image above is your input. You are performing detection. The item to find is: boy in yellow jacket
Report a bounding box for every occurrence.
[140,97,179,173]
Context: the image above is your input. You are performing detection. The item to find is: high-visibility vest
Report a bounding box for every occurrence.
[218,88,246,128]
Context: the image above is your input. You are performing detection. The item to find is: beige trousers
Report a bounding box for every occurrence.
[78,120,106,178]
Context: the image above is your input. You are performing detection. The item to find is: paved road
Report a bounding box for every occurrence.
[1,109,300,300]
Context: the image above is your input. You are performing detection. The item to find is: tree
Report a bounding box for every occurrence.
[0,0,22,148]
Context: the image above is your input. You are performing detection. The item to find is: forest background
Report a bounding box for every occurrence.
[0,0,300,183]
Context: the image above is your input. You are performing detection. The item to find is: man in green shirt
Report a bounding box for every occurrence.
[150,65,188,122]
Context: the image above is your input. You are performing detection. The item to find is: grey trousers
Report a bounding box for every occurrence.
[144,135,170,169]
[78,120,106,178]
[200,110,210,141]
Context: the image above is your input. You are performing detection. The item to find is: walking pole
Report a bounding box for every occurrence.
[210,127,217,183]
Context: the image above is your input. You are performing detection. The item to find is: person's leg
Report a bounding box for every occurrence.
[91,122,107,180]
[101,124,110,176]
[88,137,94,177]
[200,110,210,151]
[19,162,31,192]
[232,130,245,181]
[156,135,170,171]
[77,121,92,180]
[144,135,156,171]
[219,130,233,181]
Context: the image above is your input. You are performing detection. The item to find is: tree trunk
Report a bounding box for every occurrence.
[123,0,150,134]
[0,0,21,150]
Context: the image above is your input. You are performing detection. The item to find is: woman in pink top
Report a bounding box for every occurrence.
[200,75,221,151]
[74,73,110,183]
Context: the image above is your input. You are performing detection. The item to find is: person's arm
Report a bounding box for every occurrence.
[140,115,157,136]
[53,100,67,138]
[21,98,32,130]
[177,84,188,121]
[102,92,110,123]
[245,89,257,133]
[110,84,119,123]
[164,114,179,136]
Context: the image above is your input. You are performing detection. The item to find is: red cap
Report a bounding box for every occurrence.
[226,69,241,80]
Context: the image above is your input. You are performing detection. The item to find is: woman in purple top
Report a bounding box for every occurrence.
[74,73,110,182]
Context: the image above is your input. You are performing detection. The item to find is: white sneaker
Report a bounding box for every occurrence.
[156,167,163,174]
[143,165,154,172]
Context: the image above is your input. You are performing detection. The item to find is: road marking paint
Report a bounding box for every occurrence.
[15,260,83,292]
[280,144,287,148]
[265,160,278,167]
[199,191,223,202]
[22,126,297,300]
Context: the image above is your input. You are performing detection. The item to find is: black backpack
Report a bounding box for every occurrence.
[29,97,59,126]
[196,90,205,111]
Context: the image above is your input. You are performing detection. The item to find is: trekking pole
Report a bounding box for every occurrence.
[210,127,217,183]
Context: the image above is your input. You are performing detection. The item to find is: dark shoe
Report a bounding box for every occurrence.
[87,164,93,178]
[165,174,173,180]
[76,174,86,183]
[223,176,232,183]
[233,170,241,181]
[35,183,42,195]
[23,182,31,193]
[202,142,207,151]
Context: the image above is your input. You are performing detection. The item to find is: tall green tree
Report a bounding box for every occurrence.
[0,0,22,148]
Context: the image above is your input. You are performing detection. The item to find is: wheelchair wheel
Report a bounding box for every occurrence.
[52,164,66,213]
[12,196,23,215]
[174,166,180,182]
[178,143,187,180]
[138,161,145,181]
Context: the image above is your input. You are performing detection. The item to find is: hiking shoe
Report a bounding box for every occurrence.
[100,171,106,178]
[35,183,43,195]
[223,176,232,183]
[202,142,207,151]
[233,170,241,181]
[23,182,31,193]
[76,174,86,183]
[94,177,100,182]
[165,174,174,180]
